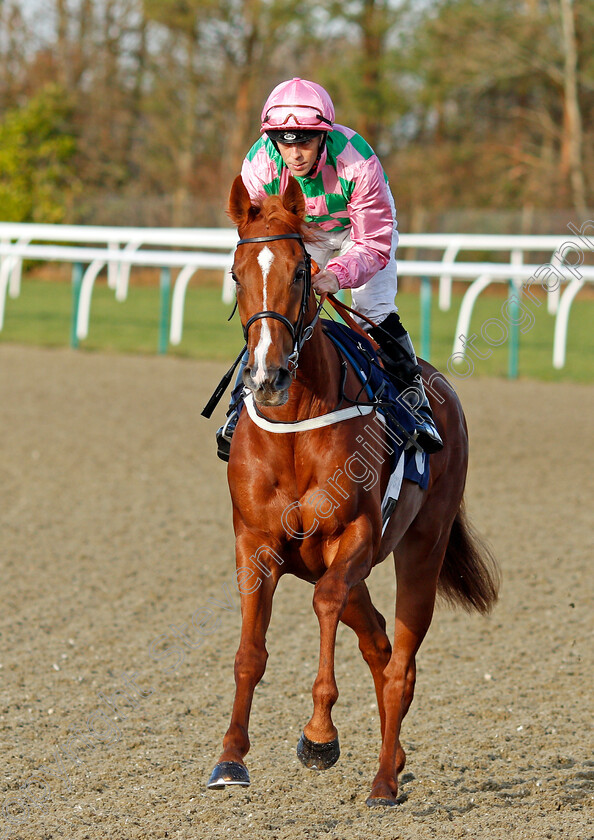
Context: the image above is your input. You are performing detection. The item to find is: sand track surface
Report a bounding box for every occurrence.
[0,345,592,840]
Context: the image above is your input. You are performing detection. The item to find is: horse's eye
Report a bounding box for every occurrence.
[231,271,240,285]
[293,268,306,285]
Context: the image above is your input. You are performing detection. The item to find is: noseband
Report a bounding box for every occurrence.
[235,232,323,372]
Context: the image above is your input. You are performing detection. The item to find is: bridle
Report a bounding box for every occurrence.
[235,232,324,373]
[201,230,323,419]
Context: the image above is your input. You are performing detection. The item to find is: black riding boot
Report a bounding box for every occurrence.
[369,312,444,454]
[215,352,248,462]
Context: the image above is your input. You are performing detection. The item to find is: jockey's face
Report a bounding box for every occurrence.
[277,136,322,177]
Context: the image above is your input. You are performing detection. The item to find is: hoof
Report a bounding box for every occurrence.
[296,732,340,770]
[207,761,250,790]
[366,795,398,808]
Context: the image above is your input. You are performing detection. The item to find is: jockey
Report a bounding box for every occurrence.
[217,77,443,461]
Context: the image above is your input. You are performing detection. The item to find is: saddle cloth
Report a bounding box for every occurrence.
[321,319,430,529]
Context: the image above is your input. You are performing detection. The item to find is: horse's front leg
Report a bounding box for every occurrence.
[297,516,375,771]
[208,532,280,790]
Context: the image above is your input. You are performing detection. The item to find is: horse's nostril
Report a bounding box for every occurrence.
[276,368,292,391]
[265,367,290,392]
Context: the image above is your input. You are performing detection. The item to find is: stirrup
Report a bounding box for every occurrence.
[214,355,248,463]
[400,385,443,454]
[215,411,238,463]
[406,414,444,454]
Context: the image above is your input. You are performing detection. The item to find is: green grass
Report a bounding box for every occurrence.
[1,276,593,382]
[397,284,594,383]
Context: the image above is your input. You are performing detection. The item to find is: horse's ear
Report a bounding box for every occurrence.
[282,176,306,219]
[228,176,254,226]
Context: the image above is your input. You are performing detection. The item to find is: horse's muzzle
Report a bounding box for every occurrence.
[243,365,292,406]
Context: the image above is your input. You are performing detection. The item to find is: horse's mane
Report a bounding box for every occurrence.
[239,194,315,243]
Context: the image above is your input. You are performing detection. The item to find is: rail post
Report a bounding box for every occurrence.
[507,279,520,379]
[159,267,171,354]
[420,275,432,362]
[70,262,84,349]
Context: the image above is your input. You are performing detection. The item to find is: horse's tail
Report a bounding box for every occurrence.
[438,502,500,614]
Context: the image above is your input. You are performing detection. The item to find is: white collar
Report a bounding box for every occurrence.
[244,391,374,433]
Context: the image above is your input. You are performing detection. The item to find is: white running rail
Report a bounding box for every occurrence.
[0,224,592,369]
[0,242,232,340]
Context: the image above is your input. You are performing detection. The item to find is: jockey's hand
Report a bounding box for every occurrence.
[313,269,339,295]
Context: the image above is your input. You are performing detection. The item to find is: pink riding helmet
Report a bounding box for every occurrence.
[260,78,335,134]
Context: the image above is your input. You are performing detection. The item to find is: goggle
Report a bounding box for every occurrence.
[263,106,332,128]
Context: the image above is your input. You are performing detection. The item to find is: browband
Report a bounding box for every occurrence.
[236,233,305,246]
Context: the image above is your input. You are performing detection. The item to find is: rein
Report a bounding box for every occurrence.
[325,294,380,343]
[235,232,325,371]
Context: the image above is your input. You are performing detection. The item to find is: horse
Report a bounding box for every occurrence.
[206,174,500,806]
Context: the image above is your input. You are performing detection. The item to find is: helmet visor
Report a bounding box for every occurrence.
[262,106,332,128]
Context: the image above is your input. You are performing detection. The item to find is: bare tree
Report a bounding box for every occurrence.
[559,0,586,211]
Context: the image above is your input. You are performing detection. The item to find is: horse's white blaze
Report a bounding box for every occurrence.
[253,247,274,387]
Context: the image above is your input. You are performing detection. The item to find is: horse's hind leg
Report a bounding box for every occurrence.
[340,581,392,738]
[367,530,448,807]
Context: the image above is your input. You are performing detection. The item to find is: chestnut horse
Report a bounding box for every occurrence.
[207,175,499,806]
